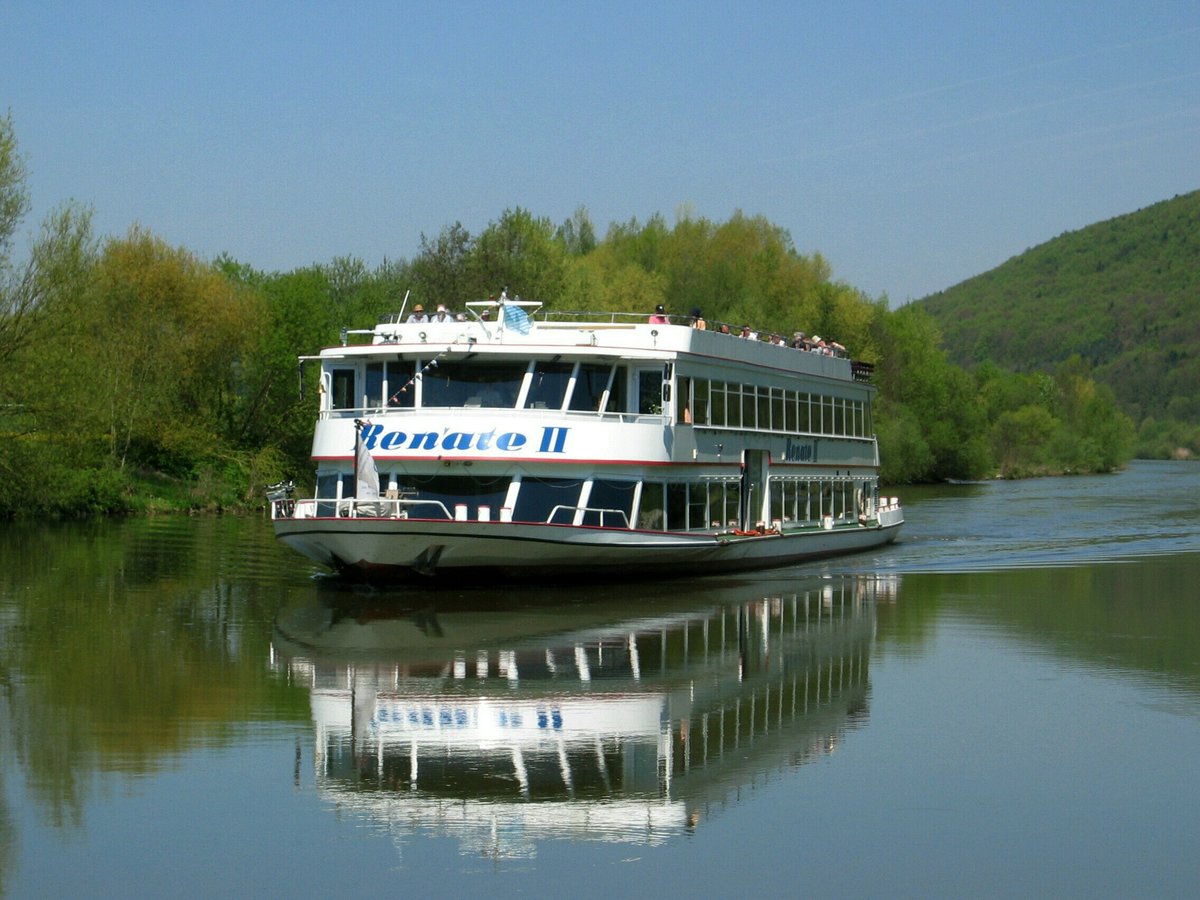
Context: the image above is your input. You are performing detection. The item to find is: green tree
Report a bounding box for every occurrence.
[556,205,598,256]
[992,404,1057,475]
[234,265,339,472]
[59,228,265,474]
[409,222,472,307]
[468,207,567,302]
[874,304,993,480]
[1,114,97,378]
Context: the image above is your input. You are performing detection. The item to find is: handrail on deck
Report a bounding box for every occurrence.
[273,497,454,520]
[547,504,631,528]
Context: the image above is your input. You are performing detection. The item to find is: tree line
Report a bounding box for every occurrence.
[0,114,1135,518]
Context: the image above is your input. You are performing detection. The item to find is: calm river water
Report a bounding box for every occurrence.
[2,460,1199,897]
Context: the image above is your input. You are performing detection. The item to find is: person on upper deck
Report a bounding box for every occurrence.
[649,304,670,325]
[740,324,757,340]
[433,304,452,322]
[690,307,707,330]
[407,304,429,323]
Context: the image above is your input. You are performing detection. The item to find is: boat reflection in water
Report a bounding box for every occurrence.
[271,575,897,858]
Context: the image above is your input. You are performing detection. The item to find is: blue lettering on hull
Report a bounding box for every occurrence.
[359,422,568,454]
[783,438,816,462]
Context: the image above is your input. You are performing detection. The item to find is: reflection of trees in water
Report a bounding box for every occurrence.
[0,516,309,833]
[881,561,1200,695]
[1,673,16,894]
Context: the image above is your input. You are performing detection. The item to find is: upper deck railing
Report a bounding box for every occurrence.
[354,300,870,373]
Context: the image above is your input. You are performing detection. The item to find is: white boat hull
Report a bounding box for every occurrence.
[274,511,903,582]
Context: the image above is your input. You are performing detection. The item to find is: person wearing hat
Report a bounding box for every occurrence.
[433,304,452,322]
[648,304,669,325]
[407,304,429,323]
[690,307,707,330]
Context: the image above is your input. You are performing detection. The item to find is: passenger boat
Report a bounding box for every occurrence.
[268,298,903,582]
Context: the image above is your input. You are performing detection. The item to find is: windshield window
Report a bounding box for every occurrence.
[421,361,527,408]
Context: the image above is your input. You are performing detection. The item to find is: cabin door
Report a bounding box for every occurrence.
[741,449,770,531]
[330,367,357,411]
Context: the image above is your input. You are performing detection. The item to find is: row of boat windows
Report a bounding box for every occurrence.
[327,358,872,439]
[683,379,872,438]
[329,360,629,414]
[316,473,875,530]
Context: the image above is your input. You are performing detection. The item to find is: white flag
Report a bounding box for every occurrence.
[356,438,380,499]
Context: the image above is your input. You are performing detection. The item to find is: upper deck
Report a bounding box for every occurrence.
[320,301,871,387]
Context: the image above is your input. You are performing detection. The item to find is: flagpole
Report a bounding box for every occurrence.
[353,418,364,498]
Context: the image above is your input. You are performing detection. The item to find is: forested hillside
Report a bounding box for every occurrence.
[918,191,1200,456]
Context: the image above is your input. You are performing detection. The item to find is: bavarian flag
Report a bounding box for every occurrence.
[502,302,531,335]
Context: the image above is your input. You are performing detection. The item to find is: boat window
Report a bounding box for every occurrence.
[677,377,692,424]
[693,379,710,425]
[315,472,340,516]
[330,368,356,411]
[401,474,511,519]
[512,477,583,524]
[386,360,415,408]
[708,481,740,528]
[710,382,726,427]
[365,362,384,409]
[770,479,785,524]
[569,363,619,413]
[421,361,526,408]
[687,483,707,530]
[607,366,628,412]
[666,483,687,530]
[741,385,756,429]
[636,369,664,415]
[636,482,664,530]
[582,479,636,527]
[525,361,573,410]
[756,386,770,431]
[723,384,738,427]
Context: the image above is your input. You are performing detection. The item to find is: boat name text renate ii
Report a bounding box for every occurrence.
[782,438,816,462]
[359,422,570,454]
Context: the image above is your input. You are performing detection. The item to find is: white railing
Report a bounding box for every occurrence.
[272,496,635,528]
[274,497,453,520]
[547,505,632,528]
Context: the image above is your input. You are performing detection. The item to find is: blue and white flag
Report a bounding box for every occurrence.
[502,303,531,335]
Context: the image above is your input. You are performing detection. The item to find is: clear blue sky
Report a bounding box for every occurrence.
[3,1,1197,303]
